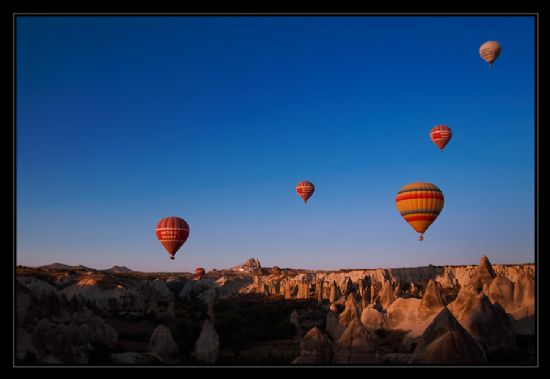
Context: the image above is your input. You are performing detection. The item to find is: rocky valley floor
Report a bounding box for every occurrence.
[15,256,535,365]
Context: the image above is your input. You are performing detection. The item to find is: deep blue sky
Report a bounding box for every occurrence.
[16,16,535,272]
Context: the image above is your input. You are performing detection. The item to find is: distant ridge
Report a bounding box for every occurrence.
[32,260,534,274]
[103,265,133,273]
[38,263,96,271]
[37,263,134,273]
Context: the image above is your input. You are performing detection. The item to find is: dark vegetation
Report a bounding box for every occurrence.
[214,297,297,353]
[212,296,326,363]
[486,334,536,365]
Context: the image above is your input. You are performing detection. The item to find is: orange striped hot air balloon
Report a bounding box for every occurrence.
[395,182,444,241]
[479,41,501,68]
[296,181,315,204]
[156,216,190,260]
[430,125,453,152]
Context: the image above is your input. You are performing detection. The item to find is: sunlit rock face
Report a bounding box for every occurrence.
[418,279,446,316]
[360,305,388,331]
[487,274,515,312]
[384,278,448,347]
[231,258,262,273]
[435,268,457,289]
[379,280,395,310]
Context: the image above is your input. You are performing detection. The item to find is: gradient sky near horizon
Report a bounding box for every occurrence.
[16,16,535,272]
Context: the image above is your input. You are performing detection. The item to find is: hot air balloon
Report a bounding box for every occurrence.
[479,41,501,68]
[430,125,453,152]
[194,267,205,280]
[395,182,444,241]
[156,216,190,260]
[296,181,315,204]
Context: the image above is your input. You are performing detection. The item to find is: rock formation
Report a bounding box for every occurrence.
[179,279,214,301]
[360,305,388,330]
[467,255,497,293]
[410,307,487,364]
[393,282,402,299]
[333,318,377,364]
[148,325,181,364]
[329,281,338,303]
[435,268,457,289]
[198,287,217,320]
[194,320,220,363]
[325,303,341,341]
[409,282,419,297]
[361,290,369,310]
[232,258,261,273]
[31,318,58,360]
[316,279,324,304]
[511,274,535,319]
[77,314,118,348]
[15,256,534,365]
[292,327,331,364]
[296,279,309,299]
[357,279,364,297]
[338,294,362,328]
[418,279,446,317]
[370,282,377,304]
[340,277,353,298]
[290,309,301,337]
[379,280,394,310]
[487,274,515,313]
[448,288,517,355]
[56,322,89,364]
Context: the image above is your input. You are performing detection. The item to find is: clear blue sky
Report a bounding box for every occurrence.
[16,16,535,272]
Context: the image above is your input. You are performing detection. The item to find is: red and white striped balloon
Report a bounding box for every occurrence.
[156,216,190,260]
[296,181,315,204]
[430,125,453,152]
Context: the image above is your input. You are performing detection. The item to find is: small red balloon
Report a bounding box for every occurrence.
[296,181,315,204]
[430,125,453,151]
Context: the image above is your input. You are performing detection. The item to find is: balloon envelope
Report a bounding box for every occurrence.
[156,216,190,259]
[296,181,315,203]
[396,182,444,240]
[430,125,452,151]
[479,41,501,66]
